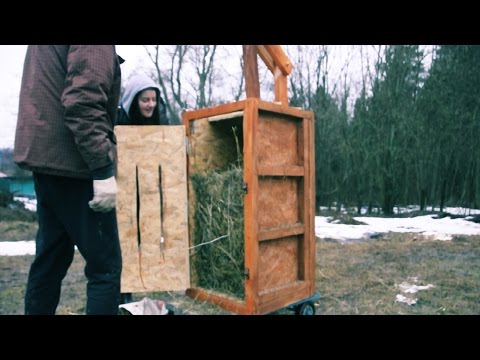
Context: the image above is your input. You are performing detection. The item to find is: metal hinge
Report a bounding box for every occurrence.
[244,268,250,280]
[243,182,248,194]
[185,137,190,155]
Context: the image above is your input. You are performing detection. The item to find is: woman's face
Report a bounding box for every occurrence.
[137,89,157,118]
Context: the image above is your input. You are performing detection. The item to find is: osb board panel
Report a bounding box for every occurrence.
[257,112,299,167]
[258,177,299,229]
[258,236,298,291]
[115,126,189,293]
[188,117,243,174]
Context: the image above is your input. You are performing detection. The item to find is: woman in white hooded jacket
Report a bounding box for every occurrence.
[115,74,175,126]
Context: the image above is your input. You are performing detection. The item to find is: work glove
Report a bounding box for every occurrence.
[88,176,117,213]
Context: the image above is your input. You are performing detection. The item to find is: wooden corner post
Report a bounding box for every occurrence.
[243,45,293,105]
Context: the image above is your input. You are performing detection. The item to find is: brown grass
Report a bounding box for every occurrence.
[2,229,479,315]
[0,221,38,242]
[316,233,480,315]
[0,252,233,315]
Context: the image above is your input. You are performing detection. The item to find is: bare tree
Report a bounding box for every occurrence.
[190,45,217,108]
[143,45,248,122]
[144,45,191,124]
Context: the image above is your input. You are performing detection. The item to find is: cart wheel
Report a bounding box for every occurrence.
[295,301,316,315]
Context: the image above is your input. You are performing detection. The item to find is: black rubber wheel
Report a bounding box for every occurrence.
[295,301,316,315]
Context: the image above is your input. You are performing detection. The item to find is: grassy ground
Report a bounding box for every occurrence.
[0,205,37,241]
[0,251,234,315]
[1,231,479,315]
[316,233,480,315]
[0,221,38,242]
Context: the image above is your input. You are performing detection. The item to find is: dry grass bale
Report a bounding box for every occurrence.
[190,162,245,299]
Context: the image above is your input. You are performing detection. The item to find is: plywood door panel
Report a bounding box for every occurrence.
[116,126,189,293]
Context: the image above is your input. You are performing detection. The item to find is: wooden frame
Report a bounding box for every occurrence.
[184,99,315,314]
[244,45,292,105]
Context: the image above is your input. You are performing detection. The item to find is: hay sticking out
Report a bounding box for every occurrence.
[191,161,245,299]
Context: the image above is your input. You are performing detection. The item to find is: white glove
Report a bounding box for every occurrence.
[88,176,117,213]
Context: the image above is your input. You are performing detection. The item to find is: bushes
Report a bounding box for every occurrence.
[0,190,13,208]
[0,190,37,222]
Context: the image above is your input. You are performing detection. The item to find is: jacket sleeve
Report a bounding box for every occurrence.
[61,45,118,175]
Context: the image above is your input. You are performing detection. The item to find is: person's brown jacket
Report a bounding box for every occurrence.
[14,45,122,179]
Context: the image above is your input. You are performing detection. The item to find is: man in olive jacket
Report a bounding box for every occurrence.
[14,45,123,315]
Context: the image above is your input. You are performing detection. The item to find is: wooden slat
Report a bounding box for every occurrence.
[182,101,246,122]
[258,100,312,118]
[186,288,248,315]
[307,113,316,293]
[243,45,260,99]
[274,67,288,105]
[258,165,304,177]
[297,118,306,280]
[263,45,293,76]
[208,110,244,122]
[258,223,304,242]
[243,98,259,313]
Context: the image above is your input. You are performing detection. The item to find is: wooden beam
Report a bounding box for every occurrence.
[243,98,260,313]
[186,288,249,314]
[257,165,304,177]
[258,223,305,242]
[182,101,246,122]
[307,112,316,293]
[256,45,275,74]
[264,45,293,76]
[207,110,244,123]
[258,100,313,118]
[242,45,260,98]
[274,67,288,105]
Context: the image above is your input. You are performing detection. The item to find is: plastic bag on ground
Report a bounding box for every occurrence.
[119,297,168,315]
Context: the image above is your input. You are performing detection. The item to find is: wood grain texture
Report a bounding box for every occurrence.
[243,45,261,99]
[258,236,298,291]
[257,111,299,166]
[258,177,299,229]
[262,45,293,75]
[274,67,288,105]
[115,126,189,293]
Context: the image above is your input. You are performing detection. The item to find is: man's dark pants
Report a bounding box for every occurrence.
[25,173,122,315]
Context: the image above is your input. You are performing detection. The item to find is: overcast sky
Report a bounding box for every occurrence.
[0,45,26,149]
